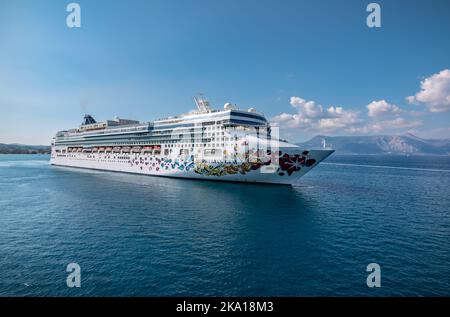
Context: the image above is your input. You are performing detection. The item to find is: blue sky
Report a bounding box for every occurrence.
[1,0,450,144]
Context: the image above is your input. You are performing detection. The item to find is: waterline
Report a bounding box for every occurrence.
[322,162,450,173]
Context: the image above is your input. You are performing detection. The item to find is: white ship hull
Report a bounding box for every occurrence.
[50,149,334,185]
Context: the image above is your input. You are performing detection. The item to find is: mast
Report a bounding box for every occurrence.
[193,94,212,113]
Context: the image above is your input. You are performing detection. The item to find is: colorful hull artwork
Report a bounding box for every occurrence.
[51,149,334,185]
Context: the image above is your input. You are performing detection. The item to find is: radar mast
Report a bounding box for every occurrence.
[193,94,212,113]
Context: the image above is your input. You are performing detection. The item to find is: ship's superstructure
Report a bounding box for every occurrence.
[50,97,333,185]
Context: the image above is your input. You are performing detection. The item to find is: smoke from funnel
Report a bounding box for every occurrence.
[80,98,89,114]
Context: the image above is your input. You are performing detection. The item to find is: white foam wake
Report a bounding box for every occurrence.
[322,162,450,173]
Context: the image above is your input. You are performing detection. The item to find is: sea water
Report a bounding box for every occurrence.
[0,154,449,296]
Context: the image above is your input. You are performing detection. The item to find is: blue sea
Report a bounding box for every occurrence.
[0,154,449,296]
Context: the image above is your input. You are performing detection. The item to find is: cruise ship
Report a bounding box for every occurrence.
[50,97,334,185]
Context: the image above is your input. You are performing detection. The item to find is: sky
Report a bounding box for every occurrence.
[1,0,450,144]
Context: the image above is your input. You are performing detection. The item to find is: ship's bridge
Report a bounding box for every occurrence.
[153,97,268,132]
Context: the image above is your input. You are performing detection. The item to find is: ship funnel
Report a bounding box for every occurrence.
[82,114,97,125]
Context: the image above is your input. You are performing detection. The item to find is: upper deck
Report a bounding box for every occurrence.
[54,97,269,142]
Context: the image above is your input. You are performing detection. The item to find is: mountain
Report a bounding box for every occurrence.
[297,134,450,155]
[0,143,51,154]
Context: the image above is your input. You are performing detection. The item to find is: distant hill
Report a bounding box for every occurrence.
[297,133,450,155]
[0,143,51,154]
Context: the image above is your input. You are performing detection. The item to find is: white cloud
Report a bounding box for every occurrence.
[367,100,401,117]
[272,96,424,138]
[408,127,450,139]
[317,107,360,130]
[289,97,324,118]
[367,117,422,133]
[407,69,450,112]
[345,117,422,135]
[272,96,361,133]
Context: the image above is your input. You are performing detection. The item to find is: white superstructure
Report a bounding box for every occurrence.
[50,97,334,185]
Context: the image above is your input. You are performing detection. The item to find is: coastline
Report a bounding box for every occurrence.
[0,152,50,155]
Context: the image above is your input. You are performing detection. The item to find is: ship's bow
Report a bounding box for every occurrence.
[267,147,334,185]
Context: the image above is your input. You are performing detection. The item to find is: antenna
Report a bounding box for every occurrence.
[193,94,212,113]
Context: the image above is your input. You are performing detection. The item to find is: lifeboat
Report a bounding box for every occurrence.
[98,147,105,152]
[143,146,153,152]
[105,147,113,152]
[132,146,142,153]
[122,146,131,153]
[113,147,121,153]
